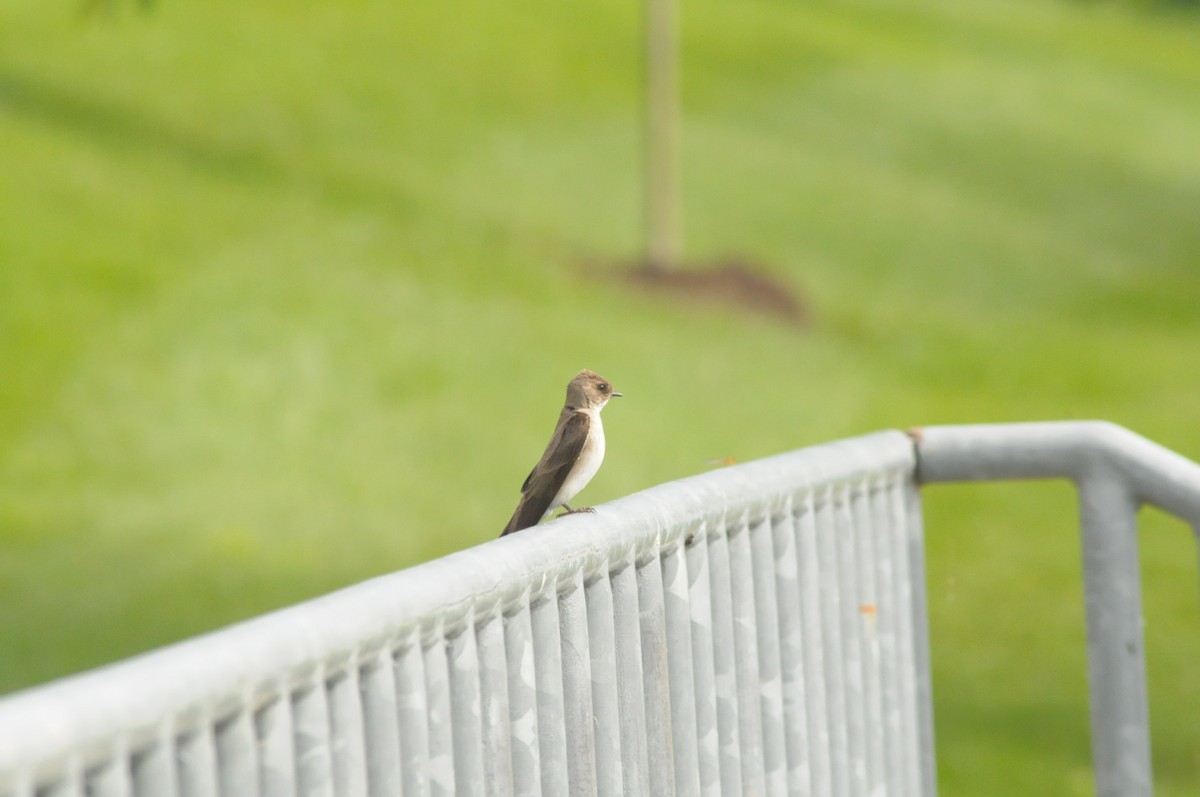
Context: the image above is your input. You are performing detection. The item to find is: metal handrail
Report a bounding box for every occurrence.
[915,421,1200,797]
[0,422,1195,797]
[0,431,930,797]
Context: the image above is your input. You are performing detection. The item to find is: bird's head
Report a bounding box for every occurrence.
[566,370,622,410]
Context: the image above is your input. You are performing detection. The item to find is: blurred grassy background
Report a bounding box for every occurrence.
[1,0,1198,793]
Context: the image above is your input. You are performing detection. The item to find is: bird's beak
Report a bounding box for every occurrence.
[612,392,624,398]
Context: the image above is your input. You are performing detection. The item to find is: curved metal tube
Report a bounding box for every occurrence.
[916,420,1200,797]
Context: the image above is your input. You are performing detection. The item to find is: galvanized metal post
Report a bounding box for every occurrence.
[916,420,1200,797]
[904,477,939,797]
[1077,469,1152,797]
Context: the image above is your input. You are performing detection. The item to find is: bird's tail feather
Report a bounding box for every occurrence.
[500,494,550,537]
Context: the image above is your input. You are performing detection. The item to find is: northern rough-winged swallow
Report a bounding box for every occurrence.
[501,370,622,536]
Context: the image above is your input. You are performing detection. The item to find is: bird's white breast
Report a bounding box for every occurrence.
[552,409,605,509]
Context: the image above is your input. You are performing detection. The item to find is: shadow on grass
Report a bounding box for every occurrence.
[0,69,274,180]
[0,68,420,215]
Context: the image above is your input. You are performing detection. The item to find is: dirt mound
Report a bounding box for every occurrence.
[624,258,809,326]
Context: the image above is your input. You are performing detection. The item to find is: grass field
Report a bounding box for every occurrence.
[2,0,1198,792]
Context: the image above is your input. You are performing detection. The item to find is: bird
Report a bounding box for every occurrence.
[501,370,622,536]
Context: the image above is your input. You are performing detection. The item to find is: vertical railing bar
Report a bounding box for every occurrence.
[5,768,36,797]
[795,491,832,796]
[706,516,745,796]
[834,481,868,797]
[422,626,456,797]
[131,724,179,797]
[772,495,813,796]
[475,608,514,796]
[558,569,598,797]
[215,706,258,797]
[815,486,851,796]
[176,717,220,797]
[685,523,722,797]
[447,615,485,794]
[905,475,938,797]
[256,690,299,797]
[8,773,37,797]
[636,547,677,797]
[748,510,788,796]
[611,558,651,795]
[870,477,905,796]
[329,664,370,797]
[360,648,403,797]
[2,774,24,797]
[530,592,569,796]
[292,674,335,797]
[47,758,87,797]
[395,634,433,797]
[1077,469,1151,797]
[899,475,935,796]
[37,760,84,797]
[727,512,766,795]
[886,474,921,796]
[83,741,132,797]
[852,479,887,797]
[503,596,541,797]
[663,536,703,797]
[584,565,624,797]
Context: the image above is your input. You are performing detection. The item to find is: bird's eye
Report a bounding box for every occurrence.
[598,383,608,391]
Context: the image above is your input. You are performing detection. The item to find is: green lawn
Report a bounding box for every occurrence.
[1,0,1198,793]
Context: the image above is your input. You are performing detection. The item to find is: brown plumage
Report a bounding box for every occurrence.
[501,371,622,536]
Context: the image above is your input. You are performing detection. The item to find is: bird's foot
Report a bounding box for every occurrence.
[558,504,596,517]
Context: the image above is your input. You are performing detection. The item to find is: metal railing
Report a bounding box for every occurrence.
[0,422,1196,797]
[916,422,1200,797]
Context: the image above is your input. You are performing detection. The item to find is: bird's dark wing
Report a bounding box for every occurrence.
[527,412,590,494]
[502,412,590,536]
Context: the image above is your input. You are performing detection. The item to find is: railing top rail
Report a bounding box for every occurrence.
[0,429,916,781]
[914,421,1200,528]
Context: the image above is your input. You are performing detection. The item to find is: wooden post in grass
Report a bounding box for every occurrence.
[645,0,680,271]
